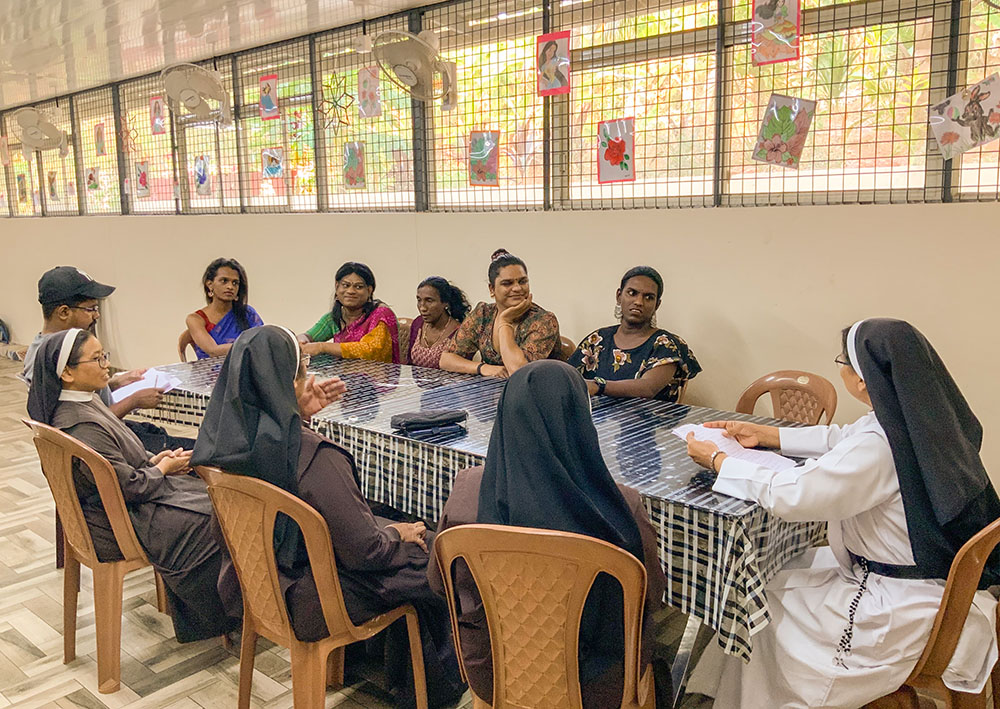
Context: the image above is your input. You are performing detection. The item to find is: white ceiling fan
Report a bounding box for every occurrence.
[371,29,457,107]
[161,63,232,125]
[12,107,68,161]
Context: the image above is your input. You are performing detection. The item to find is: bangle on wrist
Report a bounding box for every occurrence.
[476,362,485,375]
[594,377,607,396]
[710,449,724,473]
[498,322,515,333]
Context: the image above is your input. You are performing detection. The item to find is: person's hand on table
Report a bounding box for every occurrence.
[128,387,165,410]
[495,294,533,329]
[298,375,347,418]
[110,368,147,390]
[389,521,428,552]
[154,449,193,475]
[703,420,779,449]
[686,432,724,471]
[586,380,599,396]
[479,364,509,378]
[301,341,324,357]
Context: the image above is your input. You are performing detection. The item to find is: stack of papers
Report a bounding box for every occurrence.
[672,423,798,471]
[110,368,182,404]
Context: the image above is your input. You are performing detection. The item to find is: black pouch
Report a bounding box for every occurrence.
[390,409,468,440]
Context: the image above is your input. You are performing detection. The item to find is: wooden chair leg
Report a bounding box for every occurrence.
[289,642,327,709]
[55,513,65,569]
[91,564,126,693]
[237,625,257,709]
[154,572,168,614]
[404,608,429,709]
[62,554,80,664]
[326,646,345,690]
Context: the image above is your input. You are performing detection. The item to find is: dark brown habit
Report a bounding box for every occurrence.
[427,466,666,708]
[216,426,466,707]
[51,394,236,643]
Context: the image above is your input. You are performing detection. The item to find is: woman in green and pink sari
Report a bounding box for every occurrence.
[299,262,400,363]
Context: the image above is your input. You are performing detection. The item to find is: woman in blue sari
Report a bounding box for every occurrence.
[185,258,264,359]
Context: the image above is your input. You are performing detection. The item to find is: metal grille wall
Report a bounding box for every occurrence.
[0,0,997,216]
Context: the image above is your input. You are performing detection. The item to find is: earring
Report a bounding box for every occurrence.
[614,304,623,320]
[445,305,451,316]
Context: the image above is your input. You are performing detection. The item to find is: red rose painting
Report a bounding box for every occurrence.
[597,118,635,184]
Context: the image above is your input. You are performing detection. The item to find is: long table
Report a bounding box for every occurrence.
[137,355,826,662]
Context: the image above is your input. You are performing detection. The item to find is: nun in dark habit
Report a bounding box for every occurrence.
[191,326,465,709]
[427,360,667,708]
[27,329,236,642]
[684,318,1000,708]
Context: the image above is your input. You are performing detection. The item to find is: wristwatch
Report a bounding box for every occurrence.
[594,377,607,396]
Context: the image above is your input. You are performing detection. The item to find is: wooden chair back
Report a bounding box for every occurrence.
[433,524,652,709]
[197,466,363,646]
[735,370,837,425]
[398,317,413,364]
[178,329,194,362]
[558,336,576,362]
[23,419,149,567]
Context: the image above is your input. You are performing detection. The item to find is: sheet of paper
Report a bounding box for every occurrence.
[672,423,798,471]
[111,368,181,404]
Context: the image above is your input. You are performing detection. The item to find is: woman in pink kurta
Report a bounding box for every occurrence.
[406,276,471,369]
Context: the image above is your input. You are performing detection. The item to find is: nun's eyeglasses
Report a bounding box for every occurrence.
[834,355,851,366]
[300,354,311,367]
[70,351,111,367]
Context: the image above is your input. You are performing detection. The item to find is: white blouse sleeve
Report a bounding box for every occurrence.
[777,423,850,458]
[712,430,898,522]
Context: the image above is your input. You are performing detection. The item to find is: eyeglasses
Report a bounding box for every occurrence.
[69,305,100,314]
[834,355,851,366]
[70,351,111,367]
[301,353,311,367]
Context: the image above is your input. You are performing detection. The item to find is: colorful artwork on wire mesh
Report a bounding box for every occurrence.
[358,67,382,118]
[149,96,167,135]
[597,117,635,184]
[85,167,101,191]
[259,74,280,120]
[194,155,212,196]
[469,131,500,187]
[135,161,150,198]
[537,31,571,96]
[262,147,284,178]
[930,73,1000,161]
[752,0,800,65]
[344,141,366,189]
[751,94,816,170]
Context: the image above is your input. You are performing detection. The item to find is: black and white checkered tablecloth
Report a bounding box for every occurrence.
[137,355,826,661]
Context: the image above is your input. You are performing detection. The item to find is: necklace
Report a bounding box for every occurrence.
[420,317,454,348]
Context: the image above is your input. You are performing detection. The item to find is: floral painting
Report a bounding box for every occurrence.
[930,74,1000,161]
[752,0,800,65]
[259,74,279,120]
[344,141,365,189]
[16,174,26,202]
[597,117,635,184]
[47,171,58,200]
[469,130,500,186]
[85,167,101,191]
[751,94,816,170]
[135,161,150,198]
[358,67,382,118]
[537,31,571,96]
[149,96,166,135]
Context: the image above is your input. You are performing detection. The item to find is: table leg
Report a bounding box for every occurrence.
[671,613,703,707]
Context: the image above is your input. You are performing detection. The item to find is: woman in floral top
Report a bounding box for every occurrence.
[440,249,560,378]
[568,266,701,401]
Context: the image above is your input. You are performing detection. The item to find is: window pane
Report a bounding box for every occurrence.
[427,0,545,210]
[237,41,317,212]
[3,113,40,216]
[572,0,717,48]
[120,77,176,214]
[37,99,79,215]
[316,19,416,211]
[957,0,1000,197]
[725,19,933,202]
[75,88,122,215]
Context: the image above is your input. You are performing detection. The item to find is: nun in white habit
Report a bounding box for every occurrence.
[683,318,1000,708]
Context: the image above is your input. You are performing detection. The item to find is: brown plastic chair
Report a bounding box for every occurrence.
[178,329,194,362]
[735,370,837,425]
[197,466,428,709]
[558,335,576,362]
[432,524,655,709]
[23,418,166,693]
[398,317,413,364]
[863,516,1000,709]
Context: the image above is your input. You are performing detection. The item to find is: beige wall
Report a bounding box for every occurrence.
[2,203,997,476]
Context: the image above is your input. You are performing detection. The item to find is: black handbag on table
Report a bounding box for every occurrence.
[390,409,468,440]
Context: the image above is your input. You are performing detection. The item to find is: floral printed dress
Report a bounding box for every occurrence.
[445,302,560,366]
[567,325,702,401]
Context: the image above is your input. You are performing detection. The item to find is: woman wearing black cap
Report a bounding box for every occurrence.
[683,319,1000,708]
